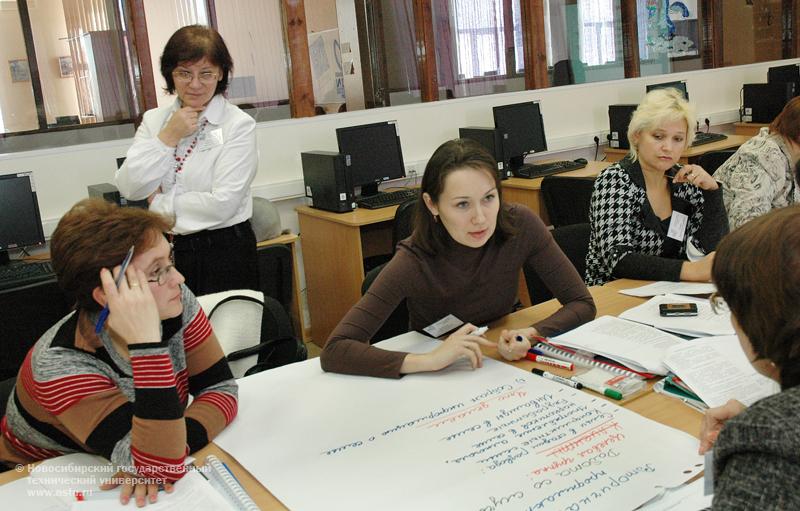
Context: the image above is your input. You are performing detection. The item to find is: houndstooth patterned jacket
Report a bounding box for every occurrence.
[585,157,728,286]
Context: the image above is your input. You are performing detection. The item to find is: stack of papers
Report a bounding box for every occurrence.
[620,281,716,297]
[549,315,687,375]
[619,294,734,337]
[662,335,780,408]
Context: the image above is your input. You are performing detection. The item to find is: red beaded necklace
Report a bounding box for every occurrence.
[173,118,209,173]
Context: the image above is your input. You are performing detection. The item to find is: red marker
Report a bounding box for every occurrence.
[525,352,574,371]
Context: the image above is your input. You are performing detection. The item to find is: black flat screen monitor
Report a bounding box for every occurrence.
[646,80,689,101]
[492,101,547,173]
[336,121,405,197]
[767,64,800,97]
[0,172,46,266]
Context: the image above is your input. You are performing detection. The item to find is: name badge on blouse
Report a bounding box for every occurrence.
[667,211,689,241]
[423,314,464,338]
[200,128,223,151]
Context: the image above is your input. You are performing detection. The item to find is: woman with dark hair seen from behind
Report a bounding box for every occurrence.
[584,88,729,286]
[0,199,237,506]
[714,96,800,230]
[698,205,800,509]
[320,138,596,378]
[117,25,258,295]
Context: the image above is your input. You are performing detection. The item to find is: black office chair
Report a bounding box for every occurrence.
[360,199,417,343]
[697,150,736,176]
[541,176,596,228]
[524,223,591,305]
[256,244,294,322]
[392,196,418,252]
[0,280,73,381]
[552,59,575,86]
[364,195,418,272]
[0,376,15,472]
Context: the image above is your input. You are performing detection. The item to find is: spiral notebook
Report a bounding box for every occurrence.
[533,340,653,379]
[201,455,259,511]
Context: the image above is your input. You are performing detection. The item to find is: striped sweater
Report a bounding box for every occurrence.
[0,285,237,482]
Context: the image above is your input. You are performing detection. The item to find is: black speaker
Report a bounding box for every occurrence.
[607,104,638,150]
[459,126,511,179]
[301,151,356,213]
[742,83,797,124]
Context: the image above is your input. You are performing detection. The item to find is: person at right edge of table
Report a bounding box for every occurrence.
[714,96,800,230]
[584,88,729,286]
[698,205,800,510]
[320,138,596,379]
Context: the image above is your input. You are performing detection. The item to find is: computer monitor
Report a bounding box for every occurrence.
[0,172,46,266]
[492,101,547,174]
[336,121,406,197]
[767,64,800,97]
[646,80,689,101]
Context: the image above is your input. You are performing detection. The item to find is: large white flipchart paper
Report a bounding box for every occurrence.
[214,332,703,510]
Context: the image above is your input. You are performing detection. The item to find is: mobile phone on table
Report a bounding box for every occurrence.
[659,303,698,317]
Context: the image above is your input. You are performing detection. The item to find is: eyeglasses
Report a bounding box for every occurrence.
[172,70,218,85]
[146,252,177,286]
[709,292,730,315]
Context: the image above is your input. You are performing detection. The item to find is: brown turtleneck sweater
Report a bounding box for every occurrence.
[321,204,596,378]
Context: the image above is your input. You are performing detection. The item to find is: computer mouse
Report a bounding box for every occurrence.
[574,158,588,165]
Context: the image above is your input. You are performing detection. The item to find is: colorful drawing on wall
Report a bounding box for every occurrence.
[58,56,74,78]
[644,0,700,58]
[9,59,31,82]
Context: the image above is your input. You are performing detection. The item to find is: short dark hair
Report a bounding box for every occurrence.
[712,204,800,390]
[160,25,233,95]
[51,199,174,311]
[411,138,517,255]
[770,96,800,146]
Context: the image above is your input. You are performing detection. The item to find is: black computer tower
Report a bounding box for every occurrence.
[301,151,356,213]
[607,104,638,150]
[458,126,511,179]
[742,83,797,123]
[88,183,121,204]
[87,182,148,209]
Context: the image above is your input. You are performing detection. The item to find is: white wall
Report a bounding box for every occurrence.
[1,57,798,238]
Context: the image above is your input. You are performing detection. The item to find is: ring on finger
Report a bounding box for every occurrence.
[130,282,140,288]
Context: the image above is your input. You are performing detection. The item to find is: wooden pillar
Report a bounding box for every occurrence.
[16,0,47,129]
[700,0,723,68]
[128,0,158,116]
[620,0,640,78]
[412,0,438,102]
[520,0,548,89]
[282,0,316,118]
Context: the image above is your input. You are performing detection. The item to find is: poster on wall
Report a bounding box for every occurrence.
[58,56,74,78]
[9,59,30,82]
[308,28,346,108]
[644,0,700,58]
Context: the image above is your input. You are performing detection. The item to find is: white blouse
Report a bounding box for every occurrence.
[116,95,258,235]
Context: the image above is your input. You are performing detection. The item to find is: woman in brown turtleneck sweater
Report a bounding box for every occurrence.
[321,139,596,378]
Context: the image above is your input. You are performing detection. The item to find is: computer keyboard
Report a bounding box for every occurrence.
[691,132,728,146]
[512,159,588,179]
[0,261,56,291]
[356,189,417,210]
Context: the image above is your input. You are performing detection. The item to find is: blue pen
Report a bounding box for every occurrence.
[95,245,135,334]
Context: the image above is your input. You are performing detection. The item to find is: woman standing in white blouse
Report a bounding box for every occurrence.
[116,25,258,295]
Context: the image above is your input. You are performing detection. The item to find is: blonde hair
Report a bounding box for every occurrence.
[627,87,696,162]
